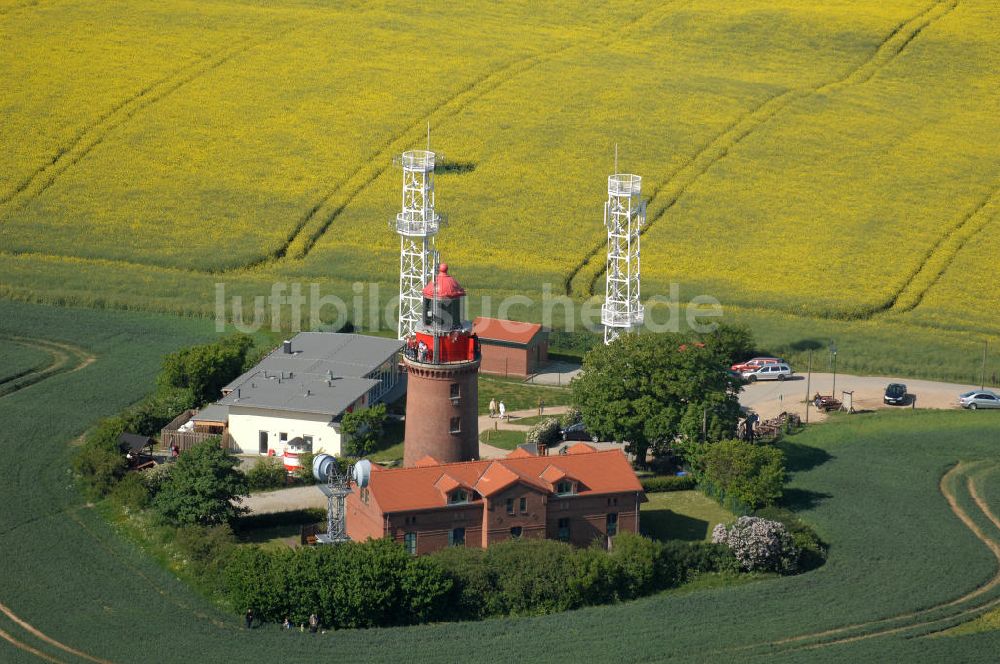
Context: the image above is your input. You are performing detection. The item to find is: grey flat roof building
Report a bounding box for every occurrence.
[216,332,404,418]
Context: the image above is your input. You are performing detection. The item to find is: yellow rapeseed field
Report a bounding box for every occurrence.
[1,0,998,345]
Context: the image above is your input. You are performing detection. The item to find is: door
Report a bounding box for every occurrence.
[259,431,268,454]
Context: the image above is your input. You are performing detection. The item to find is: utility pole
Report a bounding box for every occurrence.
[831,344,838,400]
[805,350,813,424]
[982,339,989,390]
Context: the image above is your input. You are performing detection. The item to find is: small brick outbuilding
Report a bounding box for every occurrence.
[472,317,548,378]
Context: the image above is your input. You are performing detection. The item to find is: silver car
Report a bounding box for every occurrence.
[743,363,793,382]
[958,390,1000,410]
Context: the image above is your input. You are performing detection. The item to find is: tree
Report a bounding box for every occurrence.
[341,404,387,457]
[699,324,756,367]
[157,334,254,406]
[153,438,248,526]
[701,439,785,511]
[571,333,742,466]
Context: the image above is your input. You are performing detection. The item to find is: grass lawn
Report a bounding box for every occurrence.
[479,428,526,450]
[508,413,564,427]
[641,490,736,542]
[478,375,573,415]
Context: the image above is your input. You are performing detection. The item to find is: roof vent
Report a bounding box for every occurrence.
[235,388,241,399]
[283,340,292,354]
[305,389,312,397]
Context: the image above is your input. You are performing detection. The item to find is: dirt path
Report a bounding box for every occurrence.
[739,371,982,422]
[0,335,96,398]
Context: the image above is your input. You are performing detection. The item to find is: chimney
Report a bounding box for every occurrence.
[283,340,292,354]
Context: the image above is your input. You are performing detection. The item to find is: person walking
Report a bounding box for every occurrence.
[282,616,292,630]
[498,400,507,421]
[537,397,544,416]
[244,608,254,629]
[308,613,319,634]
[489,397,497,418]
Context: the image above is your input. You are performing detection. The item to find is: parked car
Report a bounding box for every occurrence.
[958,390,1000,410]
[742,363,793,382]
[884,383,908,406]
[730,357,784,373]
[561,422,598,442]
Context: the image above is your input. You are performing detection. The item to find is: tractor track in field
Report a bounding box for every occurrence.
[0,24,296,220]
[0,602,113,664]
[0,336,95,399]
[707,461,1000,659]
[262,0,693,268]
[564,0,960,298]
[875,181,1000,317]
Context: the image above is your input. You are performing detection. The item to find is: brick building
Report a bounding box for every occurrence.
[346,444,645,554]
[472,317,548,378]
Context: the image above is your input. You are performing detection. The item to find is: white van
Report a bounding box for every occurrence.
[743,363,793,382]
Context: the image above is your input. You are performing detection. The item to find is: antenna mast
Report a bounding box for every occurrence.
[395,147,441,340]
[601,167,645,345]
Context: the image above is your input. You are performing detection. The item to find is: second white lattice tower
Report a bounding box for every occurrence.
[395,150,441,340]
[601,173,645,345]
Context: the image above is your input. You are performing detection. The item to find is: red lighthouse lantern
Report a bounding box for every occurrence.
[402,263,481,466]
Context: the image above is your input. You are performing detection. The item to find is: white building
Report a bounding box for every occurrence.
[210,332,404,468]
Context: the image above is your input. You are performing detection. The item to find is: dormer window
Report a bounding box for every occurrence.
[555,480,574,496]
[449,489,469,504]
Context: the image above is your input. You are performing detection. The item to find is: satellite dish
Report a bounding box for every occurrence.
[312,453,337,482]
[352,459,372,488]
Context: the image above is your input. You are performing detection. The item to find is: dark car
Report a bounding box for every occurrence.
[884,383,908,406]
[561,422,598,442]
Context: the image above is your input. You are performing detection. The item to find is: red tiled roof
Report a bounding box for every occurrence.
[422,263,466,299]
[566,443,598,455]
[414,455,441,467]
[505,447,534,459]
[367,449,642,513]
[472,317,544,345]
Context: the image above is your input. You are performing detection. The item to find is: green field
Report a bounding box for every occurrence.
[3,302,1000,662]
[2,0,999,384]
[0,338,50,383]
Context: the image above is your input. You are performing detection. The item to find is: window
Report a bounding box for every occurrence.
[449,527,465,546]
[449,417,461,434]
[519,497,527,513]
[450,383,461,401]
[557,518,570,541]
[510,526,522,539]
[606,513,618,537]
[279,432,288,442]
[301,435,313,451]
[506,498,515,515]
[556,480,574,495]
[449,489,468,504]
[404,532,416,556]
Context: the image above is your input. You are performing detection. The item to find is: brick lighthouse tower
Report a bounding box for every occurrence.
[402,263,480,467]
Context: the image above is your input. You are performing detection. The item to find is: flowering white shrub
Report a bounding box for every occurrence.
[525,418,562,447]
[712,516,799,573]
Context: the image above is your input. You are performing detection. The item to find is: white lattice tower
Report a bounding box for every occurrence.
[395,150,441,340]
[601,173,645,345]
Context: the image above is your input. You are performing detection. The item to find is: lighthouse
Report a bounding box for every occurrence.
[402,263,480,467]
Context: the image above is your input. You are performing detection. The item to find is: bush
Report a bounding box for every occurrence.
[559,407,583,428]
[341,404,387,457]
[754,506,827,572]
[712,516,799,574]
[109,472,151,512]
[245,456,287,491]
[158,334,254,406]
[140,463,173,495]
[525,417,561,448]
[640,474,697,493]
[701,439,786,511]
[174,524,236,593]
[661,541,739,583]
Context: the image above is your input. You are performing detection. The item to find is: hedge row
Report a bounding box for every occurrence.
[224,534,737,627]
[640,474,697,493]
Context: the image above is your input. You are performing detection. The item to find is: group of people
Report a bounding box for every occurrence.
[488,397,507,420]
[246,609,322,633]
